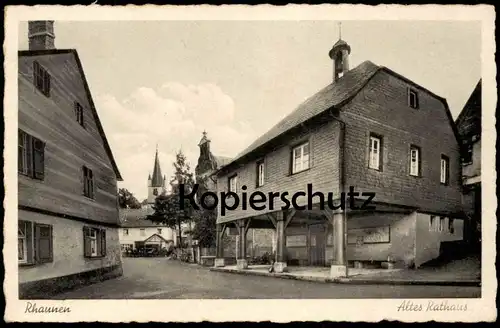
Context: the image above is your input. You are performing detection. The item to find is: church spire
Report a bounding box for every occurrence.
[151,147,163,187]
[198,130,210,146]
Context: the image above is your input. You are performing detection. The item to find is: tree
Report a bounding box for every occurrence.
[191,174,217,248]
[192,207,217,248]
[147,150,196,248]
[118,188,142,209]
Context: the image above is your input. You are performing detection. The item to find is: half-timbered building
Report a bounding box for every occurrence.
[214,37,465,276]
[456,80,482,246]
[18,21,123,297]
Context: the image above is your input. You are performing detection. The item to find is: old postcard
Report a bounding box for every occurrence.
[3,4,497,323]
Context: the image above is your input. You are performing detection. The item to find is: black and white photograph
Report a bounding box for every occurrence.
[4,4,496,323]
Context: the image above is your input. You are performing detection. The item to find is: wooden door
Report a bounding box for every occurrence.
[309,224,326,266]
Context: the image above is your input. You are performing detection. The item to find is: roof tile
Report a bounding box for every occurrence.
[229,61,380,166]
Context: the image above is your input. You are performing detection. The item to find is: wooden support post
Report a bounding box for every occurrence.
[214,224,225,267]
[267,213,277,228]
[273,211,287,273]
[284,209,297,230]
[244,217,252,235]
[237,220,248,269]
[323,209,347,277]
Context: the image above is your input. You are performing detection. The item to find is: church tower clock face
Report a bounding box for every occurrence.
[153,188,158,196]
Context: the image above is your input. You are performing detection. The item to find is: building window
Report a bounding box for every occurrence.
[18,221,29,263]
[462,142,474,165]
[410,146,421,176]
[75,102,84,127]
[89,229,98,256]
[448,218,455,234]
[369,135,381,170]
[33,138,45,180]
[35,223,53,263]
[408,88,419,109]
[140,228,146,236]
[153,188,158,196]
[83,166,94,198]
[83,227,106,258]
[19,221,53,264]
[18,129,45,180]
[33,61,51,97]
[157,228,162,234]
[256,160,265,187]
[18,130,28,175]
[121,244,133,251]
[439,217,445,232]
[441,155,450,184]
[429,215,435,232]
[292,142,310,174]
[228,175,238,193]
[123,229,129,236]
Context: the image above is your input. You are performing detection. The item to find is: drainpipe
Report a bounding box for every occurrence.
[328,109,348,276]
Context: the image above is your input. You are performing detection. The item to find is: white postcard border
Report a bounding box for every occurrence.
[3,4,497,323]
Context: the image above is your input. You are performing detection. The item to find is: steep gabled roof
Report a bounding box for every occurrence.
[144,233,169,243]
[151,149,164,187]
[216,60,460,175]
[18,49,123,181]
[218,60,380,172]
[455,79,482,138]
[119,208,168,228]
[379,66,462,146]
[214,155,232,168]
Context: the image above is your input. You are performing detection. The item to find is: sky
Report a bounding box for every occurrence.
[18,20,481,201]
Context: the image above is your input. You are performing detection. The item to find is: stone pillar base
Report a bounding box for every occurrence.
[273,261,288,273]
[381,261,395,269]
[330,265,348,278]
[214,258,225,267]
[236,259,248,270]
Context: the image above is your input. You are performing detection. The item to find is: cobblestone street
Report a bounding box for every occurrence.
[52,258,481,299]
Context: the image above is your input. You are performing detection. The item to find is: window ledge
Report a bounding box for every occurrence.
[18,173,44,182]
[84,256,106,260]
[289,168,311,177]
[19,262,37,267]
[83,195,96,202]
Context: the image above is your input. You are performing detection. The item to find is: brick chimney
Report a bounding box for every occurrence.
[28,21,55,50]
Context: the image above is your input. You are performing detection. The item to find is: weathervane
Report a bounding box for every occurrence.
[338,22,342,40]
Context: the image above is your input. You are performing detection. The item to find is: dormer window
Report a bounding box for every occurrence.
[408,88,419,109]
